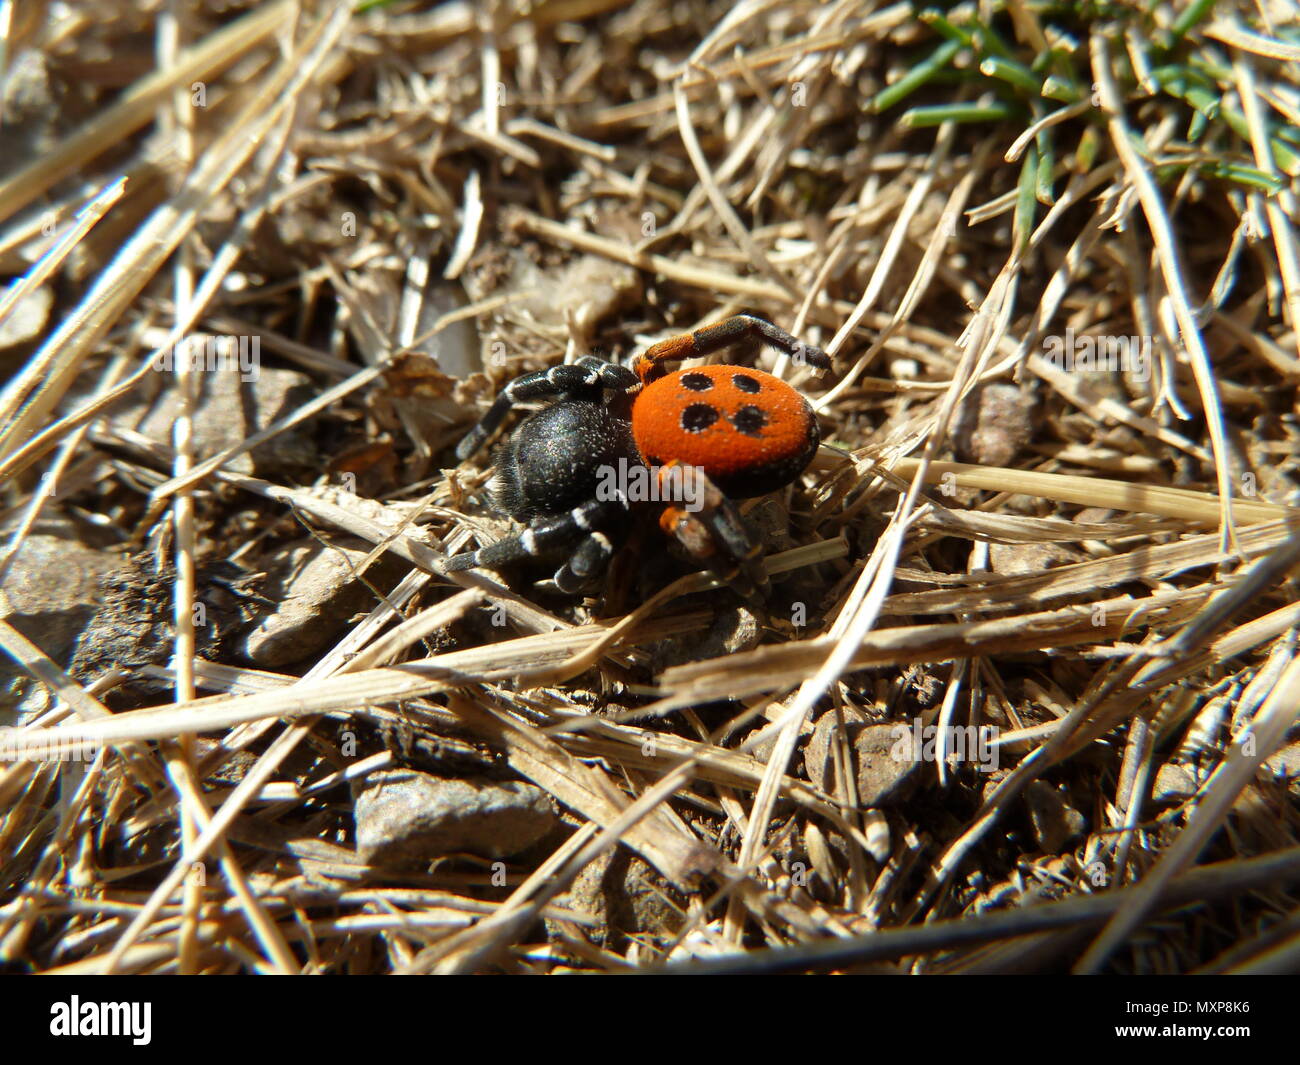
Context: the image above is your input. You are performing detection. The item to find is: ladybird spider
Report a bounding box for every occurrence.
[445,314,830,608]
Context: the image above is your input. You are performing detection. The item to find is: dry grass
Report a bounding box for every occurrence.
[0,0,1298,974]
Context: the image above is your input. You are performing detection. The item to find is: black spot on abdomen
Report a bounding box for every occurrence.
[681,403,720,432]
[731,405,768,436]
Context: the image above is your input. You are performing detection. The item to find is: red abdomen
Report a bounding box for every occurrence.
[630,365,820,498]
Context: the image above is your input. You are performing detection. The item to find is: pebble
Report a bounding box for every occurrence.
[553,849,681,951]
[240,537,403,667]
[1024,780,1086,853]
[129,363,317,475]
[804,709,923,806]
[1152,763,1198,803]
[988,540,1085,576]
[1,533,125,665]
[1,533,127,726]
[352,769,558,864]
[952,383,1037,467]
[0,285,51,350]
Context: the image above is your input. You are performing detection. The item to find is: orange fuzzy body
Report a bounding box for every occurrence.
[629,365,820,499]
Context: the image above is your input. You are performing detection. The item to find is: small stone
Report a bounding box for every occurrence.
[952,383,1037,467]
[2,543,241,719]
[129,363,316,475]
[854,723,926,807]
[1024,780,1086,853]
[68,559,177,686]
[1073,507,1116,525]
[548,846,687,952]
[352,770,558,864]
[649,602,761,673]
[66,556,245,709]
[0,533,126,665]
[743,497,797,557]
[615,854,683,944]
[1152,763,1197,803]
[804,706,867,793]
[0,50,60,180]
[804,710,923,806]
[552,849,615,945]
[698,603,762,658]
[988,541,1084,577]
[240,538,402,667]
[0,285,51,349]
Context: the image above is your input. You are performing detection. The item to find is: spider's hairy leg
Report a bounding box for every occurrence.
[553,528,624,593]
[455,357,638,460]
[655,462,769,610]
[444,498,627,574]
[633,314,830,384]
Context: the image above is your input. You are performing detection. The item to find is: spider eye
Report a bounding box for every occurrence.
[730,373,761,394]
[681,403,720,432]
[680,372,714,392]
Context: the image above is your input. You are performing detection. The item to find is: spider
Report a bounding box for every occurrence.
[445,314,831,608]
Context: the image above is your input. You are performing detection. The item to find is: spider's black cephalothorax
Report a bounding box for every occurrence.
[445,316,830,605]
[482,398,640,592]
[488,398,636,521]
[447,356,642,593]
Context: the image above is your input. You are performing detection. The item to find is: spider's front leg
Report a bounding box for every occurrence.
[654,462,769,611]
[634,313,831,384]
[456,356,639,461]
[444,497,630,592]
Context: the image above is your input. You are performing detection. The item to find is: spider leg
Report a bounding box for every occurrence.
[553,529,624,593]
[456,357,638,460]
[634,313,831,384]
[655,462,769,609]
[444,498,627,573]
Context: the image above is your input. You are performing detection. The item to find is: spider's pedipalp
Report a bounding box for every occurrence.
[444,497,628,574]
[456,359,638,461]
[553,530,621,593]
